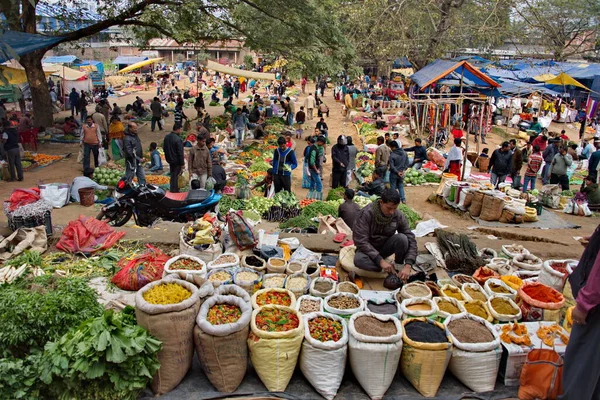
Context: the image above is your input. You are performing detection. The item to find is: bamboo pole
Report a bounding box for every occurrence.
[433,103,440,148]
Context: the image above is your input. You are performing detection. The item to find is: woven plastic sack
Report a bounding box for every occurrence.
[226,211,257,250]
[112,245,170,291]
[518,349,563,399]
[56,215,125,254]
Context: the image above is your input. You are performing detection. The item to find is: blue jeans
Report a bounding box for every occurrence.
[309,171,322,193]
[151,117,163,131]
[356,190,370,197]
[80,109,88,124]
[287,113,294,126]
[389,173,405,202]
[235,128,244,146]
[541,163,551,184]
[523,175,536,192]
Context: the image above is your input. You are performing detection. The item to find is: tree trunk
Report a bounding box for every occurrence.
[19,50,54,127]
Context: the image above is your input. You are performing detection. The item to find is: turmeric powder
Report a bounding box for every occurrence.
[442,286,465,301]
[438,300,461,314]
[489,282,511,294]
[491,297,518,315]
[464,301,489,319]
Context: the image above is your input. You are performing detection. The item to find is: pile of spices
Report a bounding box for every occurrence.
[269,258,286,267]
[299,298,321,313]
[212,254,237,266]
[437,299,461,314]
[245,255,265,268]
[406,302,432,312]
[464,285,488,302]
[521,283,563,303]
[236,271,259,282]
[404,283,430,298]
[464,301,489,319]
[169,258,204,270]
[256,308,299,332]
[287,262,304,272]
[549,262,568,275]
[256,290,292,307]
[404,320,448,343]
[263,275,285,288]
[473,267,499,284]
[286,276,308,291]
[208,270,232,282]
[143,283,192,305]
[442,286,465,301]
[314,280,334,293]
[366,300,398,315]
[337,282,359,294]
[490,297,519,315]
[207,304,242,325]
[308,316,344,342]
[426,281,443,297]
[354,316,397,337]
[447,319,494,343]
[328,294,360,310]
[453,274,478,285]
[501,275,523,291]
[488,282,511,294]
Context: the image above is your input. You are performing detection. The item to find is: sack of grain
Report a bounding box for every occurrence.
[469,191,485,217]
[309,277,337,298]
[484,278,517,300]
[349,312,403,400]
[300,312,349,400]
[194,294,251,392]
[323,292,364,318]
[267,257,287,273]
[251,288,297,310]
[206,268,234,288]
[480,195,505,221]
[261,273,287,289]
[399,282,432,300]
[240,254,267,273]
[284,272,311,298]
[400,297,438,320]
[512,253,543,271]
[336,281,360,295]
[135,279,202,394]
[207,252,240,270]
[487,295,522,322]
[247,305,304,391]
[401,318,452,397]
[233,268,263,296]
[215,283,250,303]
[296,295,324,315]
[444,314,501,392]
[538,260,577,292]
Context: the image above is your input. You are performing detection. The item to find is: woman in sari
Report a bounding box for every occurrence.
[302,136,315,189]
[108,116,125,161]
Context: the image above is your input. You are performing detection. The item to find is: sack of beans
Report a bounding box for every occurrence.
[284,272,311,298]
[215,283,250,303]
[135,278,202,394]
[194,294,252,392]
[251,288,297,310]
[365,298,401,318]
[247,305,304,391]
[463,299,494,322]
[399,282,432,300]
[444,314,502,392]
[487,295,522,322]
[296,295,324,315]
[233,268,263,296]
[267,257,287,274]
[484,278,517,300]
[286,260,307,275]
[324,292,364,318]
[300,312,349,400]
[401,318,452,397]
[538,260,577,292]
[336,281,360,294]
[241,254,267,273]
[517,282,565,322]
[261,273,287,289]
[400,297,438,320]
[163,255,207,286]
[440,284,467,302]
[309,277,337,298]
[207,252,240,270]
[434,297,466,320]
[461,283,490,302]
[348,312,403,400]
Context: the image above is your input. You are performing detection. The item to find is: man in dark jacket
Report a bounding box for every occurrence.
[404,138,428,170]
[163,123,185,192]
[69,88,80,117]
[150,97,163,132]
[357,167,386,197]
[489,141,512,188]
[389,140,409,203]
[331,135,350,188]
[353,189,418,280]
[338,188,361,230]
[541,140,559,185]
[123,122,145,184]
[509,139,523,189]
[211,160,227,193]
[1,120,23,181]
[272,136,298,193]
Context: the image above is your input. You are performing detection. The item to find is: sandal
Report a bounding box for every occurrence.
[333,232,347,243]
[340,239,354,247]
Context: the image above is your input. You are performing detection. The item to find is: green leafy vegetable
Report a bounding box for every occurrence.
[398,204,421,229]
[279,215,318,229]
[5,250,44,267]
[326,187,345,201]
[301,201,339,219]
[273,191,298,208]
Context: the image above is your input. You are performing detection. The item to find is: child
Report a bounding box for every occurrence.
[252,168,274,197]
[147,142,163,172]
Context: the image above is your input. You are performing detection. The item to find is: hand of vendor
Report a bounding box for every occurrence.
[379,259,395,274]
[398,264,411,281]
[572,305,587,325]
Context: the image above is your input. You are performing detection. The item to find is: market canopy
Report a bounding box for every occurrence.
[411,60,500,91]
[0,64,55,84]
[203,60,276,81]
[538,72,590,91]
[0,31,64,64]
[117,57,163,74]
[43,55,79,64]
[113,56,147,66]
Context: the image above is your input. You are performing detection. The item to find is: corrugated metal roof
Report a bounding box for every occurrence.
[113,56,147,65]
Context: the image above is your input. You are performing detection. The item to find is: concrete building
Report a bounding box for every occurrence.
[146,39,259,65]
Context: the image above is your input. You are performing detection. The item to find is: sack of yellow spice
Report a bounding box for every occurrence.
[487,295,522,322]
[135,278,201,395]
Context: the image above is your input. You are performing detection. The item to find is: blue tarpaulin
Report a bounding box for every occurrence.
[392,57,412,68]
[43,55,79,64]
[410,60,500,90]
[113,56,147,66]
[0,31,63,63]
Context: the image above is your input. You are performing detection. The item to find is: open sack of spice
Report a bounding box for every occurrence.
[194,294,252,393]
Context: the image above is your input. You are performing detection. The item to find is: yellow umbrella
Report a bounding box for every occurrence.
[539,72,590,91]
[118,57,163,74]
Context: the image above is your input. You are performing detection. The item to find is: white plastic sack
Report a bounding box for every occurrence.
[215,284,250,303]
[207,252,240,270]
[296,295,324,314]
[444,313,500,352]
[309,277,337,298]
[538,259,577,292]
[448,347,502,393]
[483,278,517,300]
[323,293,364,317]
[163,254,207,286]
[487,295,522,322]
[98,147,108,165]
[289,244,321,264]
[400,297,438,320]
[512,253,543,271]
[39,183,70,208]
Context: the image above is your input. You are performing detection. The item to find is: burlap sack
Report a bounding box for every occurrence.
[463,192,473,208]
[468,192,485,217]
[479,195,505,221]
[135,279,202,395]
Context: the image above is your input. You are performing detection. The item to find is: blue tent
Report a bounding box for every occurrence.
[0,31,63,63]
[411,60,500,90]
[43,55,79,64]
[392,57,412,68]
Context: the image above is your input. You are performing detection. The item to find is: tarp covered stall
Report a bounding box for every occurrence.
[43,55,79,64]
[538,72,590,91]
[203,60,276,81]
[0,63,57,84]
[411,60,500,91]
[117,57,163,74]
[0,31,64,64]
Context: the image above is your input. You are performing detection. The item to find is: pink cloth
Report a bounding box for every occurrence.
[576,251,600,314]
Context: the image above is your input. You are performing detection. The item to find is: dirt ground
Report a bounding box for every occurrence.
[1,77,597,258]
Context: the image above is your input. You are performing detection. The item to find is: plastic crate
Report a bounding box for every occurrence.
[526,201,543,216]
[7,211,53,236]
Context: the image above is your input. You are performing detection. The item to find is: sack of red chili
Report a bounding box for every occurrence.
[517,281,566,322]
[299,312,348,400]
[248,305,304,391]
[251,288,296,310]
[538,259,578,292]
[112,245,170,291]
[163,255,207,286]
[348,311,403,400]
[194,294,252,392]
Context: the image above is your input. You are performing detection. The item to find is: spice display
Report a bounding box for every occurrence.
[488,282,511,294]
[548,262,568,275]
[256,290,293,307]
[314,280,334,293]
[143,283,192,305]
[406,303,432,312]
[404,320,449,343]
[244,255,265,268]
[212,254,237,266]
[299,299,321,313]
[337,282,359,294]
[255,308,299,332]
[452,274,477,285]
[169,258,204,270]
[404,283,430,297]
[207,304,242,325]
[442,286,465,301]
[537,324,569,346]
[328,295,360,310]
[501,275,523,291]
[366,301,398,315]
[306,263,320,276]
[490,297,518,315]
[286,276,308,291]
[237,271,259,282]
[500,323,531,346]
[437,299,461,314]
[208,270,232,282]
[504,244,528,255]
[269,258,286,267]
[263,275,286,288]
[354,316,397,337]
[473,267,499,284]
[308,316,344,342]
[464,301,489,319]
[425,281,443,297]
[447,319,494,343]
[464,285,488,302]
[521,283,563,303]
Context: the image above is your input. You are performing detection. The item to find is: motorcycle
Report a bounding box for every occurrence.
[96,178,222,227]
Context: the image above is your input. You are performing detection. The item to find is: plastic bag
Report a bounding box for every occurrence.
[111,245,170,291]
[205,176,216,190]
[178,170,189,189]
[518,349,563,399]
[7,188,41,211]
[98,147,108,165]
[226,211,257,250]
[39,183,70,208]
[56,215,125,254]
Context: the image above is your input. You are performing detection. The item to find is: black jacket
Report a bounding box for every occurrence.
[389,148,409,174]
[404,145,428,163]
[359,178,385,196]
[123,129,143,162]
[489,149,512,175]
[163,132,184,165]
[331,144,349,172]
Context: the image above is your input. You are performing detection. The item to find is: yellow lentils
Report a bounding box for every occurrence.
[143,283,192,305]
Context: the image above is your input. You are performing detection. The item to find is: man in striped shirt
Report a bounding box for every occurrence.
[174,103,188,127]
[522,145,542,192]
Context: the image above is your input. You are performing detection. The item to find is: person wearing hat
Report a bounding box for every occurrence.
[306,136,326,199]
[271,136,298,193]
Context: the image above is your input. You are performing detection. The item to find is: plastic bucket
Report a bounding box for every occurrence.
[78,187,95,207]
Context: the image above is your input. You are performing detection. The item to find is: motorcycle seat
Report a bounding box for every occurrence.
[162,189,211,207]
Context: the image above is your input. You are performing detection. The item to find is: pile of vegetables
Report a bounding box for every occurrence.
[246,197,275,214]
[93,167,123,187]
[279,215,318,230]
[249,161,271,172]
[1,250,45,284]
[398,204,421,229]
[403,168,427,185]
[273,191,298,208]
[255,308,299,332]
[219,196,247,212]
[31,153,62,166]
[326,187,345,201]
[301,201,338,219]
[145,175,170,185]
[207,304,242,325]
[255,290,293,307]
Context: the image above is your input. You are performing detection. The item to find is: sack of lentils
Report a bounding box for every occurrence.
[251,288,297,310]
[241,254,267,273]
[444,314,502,392]
[324,292,364,318]
[310,277,337,298]
[207,268,234,288]
[401,318,452,397]
[248,305,304,391]
[399,282,432,300]
[400,297,438,320]
[300,312,349,400]
[487,295,522,322]
[135,278,201,394]
[336,281,360,295]
[296,295,324,315]
[194,294,252,392]
[366,298,401,318]
[348,312,403,400]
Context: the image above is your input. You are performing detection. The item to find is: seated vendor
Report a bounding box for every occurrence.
[338,188,361,230]
[580,175,600,207]
[356,167,386,197]
[70,168,109,203]
[147,142,163,172]
[62,116,79,135]
[404,138,428,170]
[529,117,542,134]
[353,188,418,280]
[252,168,274,197]
[211,160,227,193]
